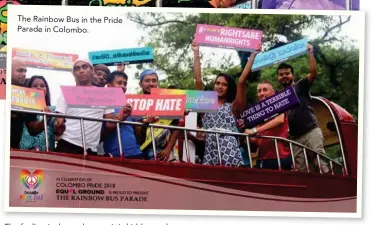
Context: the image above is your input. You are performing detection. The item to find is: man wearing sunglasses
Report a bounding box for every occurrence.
[10,59,46,149]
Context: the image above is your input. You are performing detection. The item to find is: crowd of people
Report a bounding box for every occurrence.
[10,40,330,173]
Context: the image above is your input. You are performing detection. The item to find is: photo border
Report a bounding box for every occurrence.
[3,5,366,218]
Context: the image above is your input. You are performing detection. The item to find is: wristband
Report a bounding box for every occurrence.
[252,127,257,134]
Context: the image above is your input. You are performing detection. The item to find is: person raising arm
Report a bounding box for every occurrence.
[191,40,260,167]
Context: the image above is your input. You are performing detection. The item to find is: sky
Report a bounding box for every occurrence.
[7,6,362,106]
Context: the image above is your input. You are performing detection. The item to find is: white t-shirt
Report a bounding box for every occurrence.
[183,112,197,163]
[56,94,114,150]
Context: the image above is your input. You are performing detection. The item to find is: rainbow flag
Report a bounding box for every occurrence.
[151,88,218,113]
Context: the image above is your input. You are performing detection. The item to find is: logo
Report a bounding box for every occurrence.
[20,169,43,189]
[29,90,41,98]
[198,26,204,33]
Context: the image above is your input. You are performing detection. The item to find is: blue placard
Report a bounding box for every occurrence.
[233,1,252,9]
[250,39,308,72]
[88,47,154,66]
[240,86,300,128]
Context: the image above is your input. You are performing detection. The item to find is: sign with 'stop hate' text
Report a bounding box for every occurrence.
[126,94,187,118]
[250,39,308,72]
[194,24,262,52]
[88,47,154,66]
[240,86,299,128]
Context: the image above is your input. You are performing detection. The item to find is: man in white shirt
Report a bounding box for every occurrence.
[54,59,115,155]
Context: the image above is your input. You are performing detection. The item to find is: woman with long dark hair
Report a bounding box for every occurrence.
[192,40,261,166]
[19,75,56,151]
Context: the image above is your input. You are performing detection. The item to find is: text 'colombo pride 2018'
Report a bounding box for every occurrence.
[7,5,362,214]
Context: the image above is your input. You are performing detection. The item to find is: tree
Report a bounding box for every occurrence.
[127,12,359,119]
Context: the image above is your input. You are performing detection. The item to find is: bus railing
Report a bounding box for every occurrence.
[11,108,346,176]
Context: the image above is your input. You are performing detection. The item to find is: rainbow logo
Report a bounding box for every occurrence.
[20,169,43,189]
[29,90,40,98]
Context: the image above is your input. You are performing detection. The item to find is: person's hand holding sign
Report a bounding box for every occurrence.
[236,119,245,132]
[116,63,125,72]
[122,103,132,119]
[191,39,200,53]
[54,117,66,136]
[307,44,314,54]
[142,115,159,124]
[244,129,256,135]
[254,43,262,55]
[114,103,132,121]
[157,148,172,161]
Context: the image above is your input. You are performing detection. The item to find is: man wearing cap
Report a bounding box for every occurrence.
[53,59,120,155]
[137,69,181,161]
[92,64,110,87]
[10,59,46,149]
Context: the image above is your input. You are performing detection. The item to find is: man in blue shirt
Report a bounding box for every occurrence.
[103,71,144,159]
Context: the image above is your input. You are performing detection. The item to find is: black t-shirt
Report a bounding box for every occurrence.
[288,78,318,138]
[10,84,38,149]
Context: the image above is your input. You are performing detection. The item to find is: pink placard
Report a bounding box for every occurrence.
[195,24,262,52]
[60,86,126,109]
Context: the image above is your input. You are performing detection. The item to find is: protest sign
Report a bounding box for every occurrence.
[140,119,174,151]
[250,39,308,72]
[151,88,218,112]
[194,24,262,52]
[12,48,79,72]
[88,47,154,66]
[11,85,46,110]
[240,86,299,128]
[60,86,126,109]
[126,94,187,117]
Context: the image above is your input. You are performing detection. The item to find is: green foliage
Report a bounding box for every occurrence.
[127,12,359,119]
